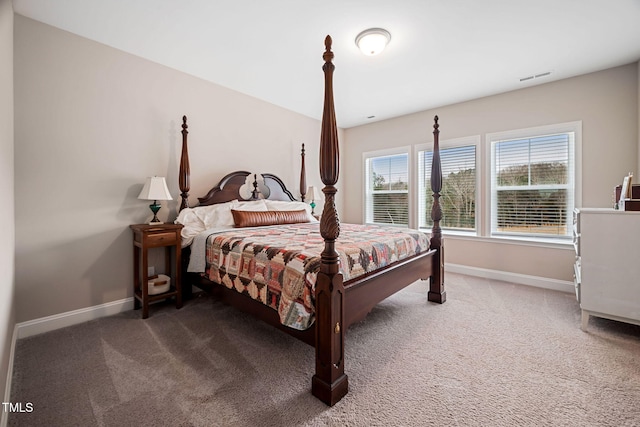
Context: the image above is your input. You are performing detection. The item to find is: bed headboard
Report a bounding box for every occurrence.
[195,171,296,206]
[178,115,303,209]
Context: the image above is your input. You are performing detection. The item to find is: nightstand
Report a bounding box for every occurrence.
[130,223,183,318]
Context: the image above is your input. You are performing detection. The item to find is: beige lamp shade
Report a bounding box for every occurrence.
[307,186,323,202]
[138,177,173,201]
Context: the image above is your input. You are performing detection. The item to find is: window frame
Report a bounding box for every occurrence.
[486,121,582,244]
[362,146,412,227]
[415,135,481,236]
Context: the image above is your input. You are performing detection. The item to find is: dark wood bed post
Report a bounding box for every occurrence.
[300,143,307,201]
[428,116,446,303]
[179,115,190,211]
[311,35,348,406]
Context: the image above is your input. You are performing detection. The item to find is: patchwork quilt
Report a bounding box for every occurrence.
[204,223,430,330]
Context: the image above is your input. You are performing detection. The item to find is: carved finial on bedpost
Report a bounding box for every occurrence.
[300,143,307,202]
[251,174,260,200]
[323,35,334,63]
[313,34,348,407]
[430,115,442,248]
[179,115,190,211]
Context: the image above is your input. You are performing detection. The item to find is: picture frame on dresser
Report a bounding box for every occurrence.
[618,172,632,209]
[615,173,640,211]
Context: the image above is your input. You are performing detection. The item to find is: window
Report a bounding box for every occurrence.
[361,122,579,246]
[364,150,409,226]
[418,140,478,232]
[489,124,578,240]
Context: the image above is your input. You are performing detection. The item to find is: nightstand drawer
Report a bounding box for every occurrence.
[146,232,177,246]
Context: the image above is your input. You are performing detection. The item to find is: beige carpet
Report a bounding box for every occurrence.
[9,273,640,426]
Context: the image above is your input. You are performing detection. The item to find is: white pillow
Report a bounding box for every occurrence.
[231,199,269,211]
[264,200,319,222]
[193,201,236,229]
[175,207,206,246]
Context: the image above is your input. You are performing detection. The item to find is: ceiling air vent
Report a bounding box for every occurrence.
[520,71,551,82]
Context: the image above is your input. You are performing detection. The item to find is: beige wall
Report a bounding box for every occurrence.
[343,63,639,282]
[0,0,15,404]
[13,16,338,322]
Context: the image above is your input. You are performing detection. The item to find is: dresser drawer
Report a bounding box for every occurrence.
[573,258,581,303]
[572,209,580,256]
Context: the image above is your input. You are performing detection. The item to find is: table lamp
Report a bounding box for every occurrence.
[307,186,323,216]
[138,176,172,224]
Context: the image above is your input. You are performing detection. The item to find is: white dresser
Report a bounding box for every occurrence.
[574,208,640,330]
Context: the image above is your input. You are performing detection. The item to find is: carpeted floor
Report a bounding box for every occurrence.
[9,273,640,426]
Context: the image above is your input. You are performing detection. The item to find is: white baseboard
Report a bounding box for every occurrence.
[13,268,570,340]
[446,263,574,293]
[2,298,133,425]
[16,298,134,340]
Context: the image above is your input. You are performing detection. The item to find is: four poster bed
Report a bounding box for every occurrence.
[176,36,445,406]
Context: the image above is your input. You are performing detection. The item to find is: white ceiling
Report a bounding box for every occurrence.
[13,0,640,128]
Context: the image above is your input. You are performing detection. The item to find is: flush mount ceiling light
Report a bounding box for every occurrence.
[355,28,391,56]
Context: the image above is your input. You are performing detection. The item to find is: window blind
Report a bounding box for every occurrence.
[419,145,476,231]
[365,153,409,226]
[491,132,574,238]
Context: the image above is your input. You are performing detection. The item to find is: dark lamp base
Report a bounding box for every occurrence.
[149,201,162,224]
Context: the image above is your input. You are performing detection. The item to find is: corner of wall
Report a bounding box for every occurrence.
[0,0,16,424]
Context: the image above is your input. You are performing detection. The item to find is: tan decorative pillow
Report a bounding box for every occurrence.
[231,209,310,228]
